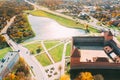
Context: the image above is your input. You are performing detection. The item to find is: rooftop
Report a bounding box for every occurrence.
[0,51,18,73]
[78,46,113,62]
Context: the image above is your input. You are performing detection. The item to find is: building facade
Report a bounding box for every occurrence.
[0,51,19,80]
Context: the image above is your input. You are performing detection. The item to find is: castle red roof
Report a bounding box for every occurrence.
[108,31,113,36]
[71,48,80,57]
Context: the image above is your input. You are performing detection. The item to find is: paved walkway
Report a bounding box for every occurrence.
[35,40,64,56]
[61,41,70,75]
[41,41,55,64]
[40,39,71,80]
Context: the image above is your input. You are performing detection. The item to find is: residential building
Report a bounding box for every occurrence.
[0,51,19,80]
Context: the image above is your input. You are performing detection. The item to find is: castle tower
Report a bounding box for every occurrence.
[71,47,81,67]
[104,31,113,41]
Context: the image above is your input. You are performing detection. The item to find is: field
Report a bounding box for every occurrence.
[0,47,11,59]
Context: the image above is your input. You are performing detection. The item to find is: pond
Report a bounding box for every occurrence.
[27,15,86,41]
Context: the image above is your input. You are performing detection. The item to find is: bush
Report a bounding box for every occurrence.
[94,74,104,80]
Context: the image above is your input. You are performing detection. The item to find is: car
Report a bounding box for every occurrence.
[31,66,33,69]
[18,50,20,52]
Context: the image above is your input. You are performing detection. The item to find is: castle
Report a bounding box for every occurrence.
[70,31,120,80]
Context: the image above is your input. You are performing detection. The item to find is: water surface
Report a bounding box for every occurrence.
[27,15,86,41]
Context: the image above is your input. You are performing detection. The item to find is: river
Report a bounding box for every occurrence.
[26,15,86,41]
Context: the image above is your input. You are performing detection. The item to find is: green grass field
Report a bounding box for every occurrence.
[66,43,72,56]
[117,36,120,41]
[36,53,52,66]
[44,40,60,49]
[24,42,43,54]
[49,44,64,62]
[0,47,11,59]
[28,10,98,33]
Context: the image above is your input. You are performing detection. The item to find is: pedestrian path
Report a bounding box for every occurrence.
[39,39,71,80]
[41,41,55,64]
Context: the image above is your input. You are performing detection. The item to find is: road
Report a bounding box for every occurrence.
[25,0,120,36]
[0,16,16,35]
[1,16,48,80]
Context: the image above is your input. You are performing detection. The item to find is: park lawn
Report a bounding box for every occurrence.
[24,42,43,54]
[28,10,98,33]
[117,36,120,42]
[0,47,11,59]
[44,40,60,49]
[36,53,52,66]
[49,44,64,62]
[66,43,72,56]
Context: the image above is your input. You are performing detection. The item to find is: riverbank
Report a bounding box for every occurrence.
[27,10,98,33]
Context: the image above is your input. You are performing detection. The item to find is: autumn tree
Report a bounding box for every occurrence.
[75,72,93,80]
[58,65,62,78]
[94,74,104,80]
[60,74,70,80]
[3,73,16,80]
[0,35,8,48]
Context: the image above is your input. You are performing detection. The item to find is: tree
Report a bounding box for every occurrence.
[36,46,41,53]
[16,65,29,76]
[0,35,8,48]
[75,72,93,80]
[0,35,6,43]
[94,74,104,80]
[58,65,62,78]
[9,73,16,80]
[19,57,25,65]
[3,73,16,80]
[60,74,70,80]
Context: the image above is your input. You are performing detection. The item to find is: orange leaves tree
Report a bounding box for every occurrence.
[60,74,70,80]
[75,72,94,80]
[0,35,8,48]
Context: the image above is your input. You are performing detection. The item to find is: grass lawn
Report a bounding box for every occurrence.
[66,43,72,56]
[36,53,52,66]
[49,44,64,62]
[0,47,11,59]
[117,36,120,42]
[109,26,120,30]
[24,42,43,54]
[44,40,60,49]
[28,10,98,33]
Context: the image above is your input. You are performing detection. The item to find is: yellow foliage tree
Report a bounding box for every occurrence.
[60,74,70,80]
[19,57,25,65]
[75,72,93,80]
[9,73,16,80]
[0,35,6,43]
[3,73,16,80]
